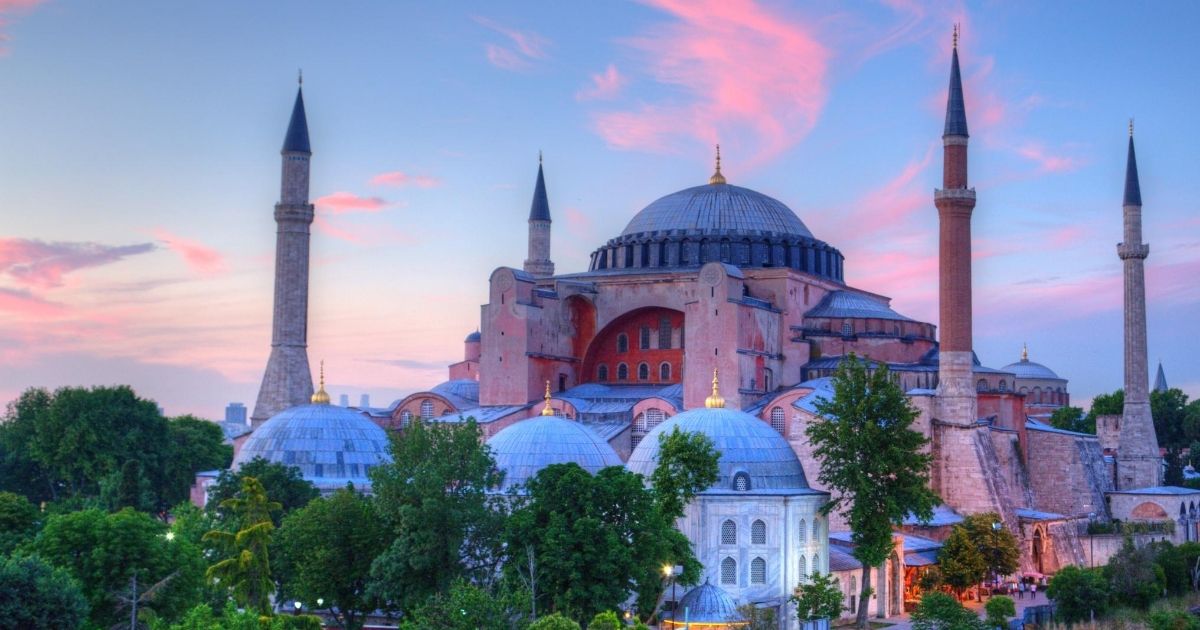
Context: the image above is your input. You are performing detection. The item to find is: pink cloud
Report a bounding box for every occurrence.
[576,64,627,101]
[0,287,66,318]
[369,171,442,188]
[312,216,416,247]
[153,229,226,275]
[314,191,389,214]
[591,0,830,167]
[0,238,155,289]
[563,207,593,240]
[1015,142,1084,174]
[473,15,549,70]
[0,0,43,55]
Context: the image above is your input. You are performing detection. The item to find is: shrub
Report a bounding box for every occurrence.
[984,596,1015,629]
[1148,608,1200,630]
[528,613,582,630]
[1046,565,1109,624]
[911,591,985,630]
[587,611,621,630]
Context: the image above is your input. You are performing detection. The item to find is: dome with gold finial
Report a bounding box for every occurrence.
[311,360,331,404]
[705,368,726,409]
[485,415,622,494]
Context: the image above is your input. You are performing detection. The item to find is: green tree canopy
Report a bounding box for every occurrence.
[1046,565,1109,623]
[275,486,387,630]
[807,355,939,629]
[0,554,89,630]
[983,596,1015,630]
[791,572,844,621]
[910,591,985,630]
[100,458,156,513]
[163,415,233,507]
[960,513,1020,579]
[649,426,719,521]
[1152,388,1198,485]
[0,490,40,554]
[204,477,281,616]
[527,613,581,630]
[398,579,516,630]
[937,525,986,596]
[1104,537,1165,609]
[1086,389,1124,427]
[206,458,318,528]
[1048,406,1090,433]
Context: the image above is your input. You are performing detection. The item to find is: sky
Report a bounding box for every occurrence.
[0,0,1197,419]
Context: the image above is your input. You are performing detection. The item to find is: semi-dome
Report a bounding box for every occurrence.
[233,403,392,492]
[627,405,810,494]
[486,416,622,493]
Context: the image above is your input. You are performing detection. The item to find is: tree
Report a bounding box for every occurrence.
[204,477,280,616]
[806,355,939,629]
[29,507,205,628]
[960,513,1020,580]
[398,579,516,630]
[649,426,720,520]
[206,458,318,527]
[527,614,580,630]
[0,490,40,554]
[0,554,89,629]
[791,572,844,621]
[1152,388,1196,486]
[938,525,986,596]
[162,416,233,508]
[983,596,1015,630]
[1046,565,1109,623]
[1104,537,1165,609]
[368,419,505,613]
[587,611,623,630]
[100,458,156,513]
[275,487,387,630]
[1148,609,1200,630]
[1085,389,1124,428]
[737,604,778,630]
[910,591,985,630]
[1151,541,1192,596]
[1048,406,1090,433]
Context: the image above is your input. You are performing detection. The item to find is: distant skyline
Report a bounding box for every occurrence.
[0,1,1197,418]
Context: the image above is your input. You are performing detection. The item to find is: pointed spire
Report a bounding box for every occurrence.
[311,361,330,404]
[1021,342,1029,362]
[1154,362,1168,393]
[709,144,727,185]
[540,380,555,416]
[704,368,726,409]
[1124,121,1142,206]
[943,25,969,138]
[283,85,311,154]
[528,155,551,221]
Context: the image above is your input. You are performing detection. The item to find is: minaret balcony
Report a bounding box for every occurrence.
[933,188,977,201]
[1117,243,1149,260]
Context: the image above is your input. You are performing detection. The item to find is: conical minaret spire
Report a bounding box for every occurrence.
[523,154,555,277]
[252,82,316,427]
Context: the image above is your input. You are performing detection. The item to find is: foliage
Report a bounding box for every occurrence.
[207,458,318,528]
[649,426,720,520]
[938,525,986,595]
[0,490,40,554]
[1049,405,1091,433]
[1152,388,1199,486]
[737,604,778,630]
[527,614,581,630]
[791,572,844,621]
[1089,520,1176,535]
[1151,541,1193,596]
[961,513,1020,579]
[1046,565,1109,623]
[910,591,985,630]
[29,507,205,627]
[367,419,505,613]
[505,463,700,623]
[983,596,1015,629]
[150,601,322,630]
[587,611,622,630]
[807,354,939,628]
[398,578,526,630]
[1105,538,1166,609]
[917,567,944,592]
[100,458,156,512]
[204,477,281,616]
[163,416,234,507]
[1148,608,1200,630]
[0,554,89,629]
[275,486,387,630]
[1087,389,1125,422]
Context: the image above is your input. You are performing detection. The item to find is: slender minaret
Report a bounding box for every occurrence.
[1116,122,1161,489]
[251,80,316,427]
[1154,362,1168,393]
[935,26,978,426]
[523,153,554,277]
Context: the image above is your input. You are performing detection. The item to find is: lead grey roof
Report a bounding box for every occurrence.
[627,407,817,495]
[999,358,1063,381]
[805,290,914,322]
[234,403,391,491]
[621,183,814,240]
[529,162,551,221]
[903,504,964,527]
[1124,135,1141,206]
[666,581,747,625]
[1107,486,1200,496]
[944,47,968,137]
[1025,419,1095,438]
[1016,508,1066,521]
[829,548,863,572]
[485,416,622,493]
[431,379,481,408]
[1154,362,1168,392]
[282,87,311,153]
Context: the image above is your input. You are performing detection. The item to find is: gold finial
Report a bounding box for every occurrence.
[311,360,330,404]
[709,144,726,185]
[704,368,726,409]
[540,380,554,416]
[1129,118,1134,138]
[952,24,958,49]
[1021,342,1028,362]
[298,68,303,86]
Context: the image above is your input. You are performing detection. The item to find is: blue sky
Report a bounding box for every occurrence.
[0,0,1196,417]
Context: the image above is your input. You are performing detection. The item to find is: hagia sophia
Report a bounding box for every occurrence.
[197,32,1192,628]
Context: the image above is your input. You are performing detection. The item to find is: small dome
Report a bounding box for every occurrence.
[431,379,480,407]
[665,581,747,627]
[1002,358,1062,381]
[627,406,810,494]
[234,404,392,491]
[621,184,813,240]
[805,290,914,322]
[486,416,622,493]
[465,330,481,343]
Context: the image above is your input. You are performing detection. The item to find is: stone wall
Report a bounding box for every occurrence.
[1025,427,1111,518]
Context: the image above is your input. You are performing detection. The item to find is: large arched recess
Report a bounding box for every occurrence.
[581,306,684,385]
[566,295,597,361]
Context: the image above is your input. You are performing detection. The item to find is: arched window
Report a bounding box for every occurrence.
[646,408,665,431]
[639,326,651,349]
[751,557,766,584]
[999,379,1008,392]
[812,517,822,541]
[597,365,608,381]
[812,553,820,575]
[420,400,434,420]
[660,362,671,380]
[798,555,808,581]
[1033,387,1042,403]
[638,363,649,381]
[770,407,785,434]
[721,557,737,585]
[659,317,672,349]
[721,520,737,545]
[617,333,629,353]
[763,368,773,392]
[400,410,412,428]
[752,519,766,544]
[977,379,988,391]
[733,472,751,491]
[617,363,629,381]
[799,518,807,543]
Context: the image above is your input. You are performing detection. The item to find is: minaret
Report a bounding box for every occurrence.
[1116,122,1160,489]
[523,153,554,277]
[935,26,978,426]
[1154,362,1168,393]
[251,81,316,427]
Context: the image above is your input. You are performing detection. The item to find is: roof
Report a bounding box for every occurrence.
[792,378,835,415]
[944,46,969,137]
[1000,358,1063,381]
[1124,134,1142,206]
[904,504,964,527]
[665,581,747,625]
[282,87,311,153]
[1155,362,1168,393]
[829,548,863,572]
[433,405,531,424]
[465,330,481,343]
[906,550,940,567]
[528,162,551,221]
[1108,486,1200,496]
[830,531,942,554]
[620,183,814,240]
[1015,508,1067,521]
[805,290,914,322]
[1025,419,1096,438]
[485,416,622,493]
[430,379,480,408]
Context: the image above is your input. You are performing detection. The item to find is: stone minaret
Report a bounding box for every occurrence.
[523,154,554,277]
[1116,123,1161,489]
[935,27,978,426]
[251,84,315,427]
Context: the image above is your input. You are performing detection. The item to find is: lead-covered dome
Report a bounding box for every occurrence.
[627,406,810,494]
[1002,358,1062,381]
[622,184,814,240]
[234,403,392,492]
[486,416,623,493]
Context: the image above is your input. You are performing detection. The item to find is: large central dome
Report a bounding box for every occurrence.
[621,183,814,240]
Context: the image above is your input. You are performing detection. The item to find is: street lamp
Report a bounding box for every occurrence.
[1088,512,1097,568]
[293,601,302,616]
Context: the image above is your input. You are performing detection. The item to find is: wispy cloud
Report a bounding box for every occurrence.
[576,64,626,101]
[366,357,449,371]
[314,191,390,214]
[472,15,549,71]
[591,0,829,168]
[0,238,156,289]
[153,229,226,275]
[369,171,442,188]
[1015,142,1085,174]
[0,0,44,55]
[0,287,67,317]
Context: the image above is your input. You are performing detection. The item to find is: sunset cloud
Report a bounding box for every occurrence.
[576,64,626,101]
[0,286,66,317]
[473,15,548,70]
[153,229,226,275]
[369,171,442,188]
[1015,142,1084,174]
[0,0,44,55]
[314,191,389,214]
[0,238,155,289]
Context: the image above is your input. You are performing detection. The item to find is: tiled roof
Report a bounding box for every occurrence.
[805,290,914,322]
[666,581,746,624]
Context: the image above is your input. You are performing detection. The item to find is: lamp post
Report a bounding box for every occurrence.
[293,601,302,616]
[662,564,683,625]
[1088,512,1097,568]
